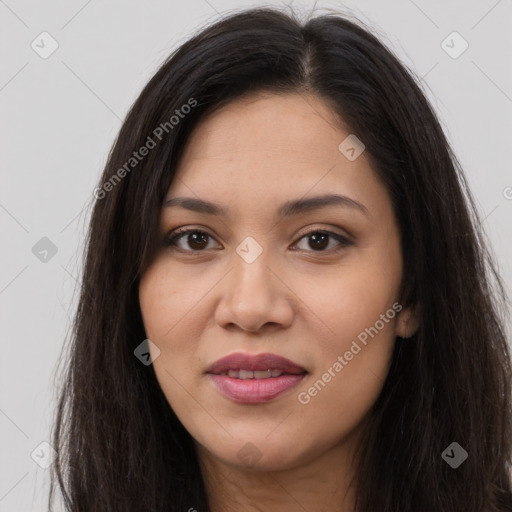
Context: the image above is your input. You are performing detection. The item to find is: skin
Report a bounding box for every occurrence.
[138,91,419,512]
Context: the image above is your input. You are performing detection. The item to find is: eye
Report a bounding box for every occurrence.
[164,227,353,254]
[165,228,221,252]
[293,228,353,253]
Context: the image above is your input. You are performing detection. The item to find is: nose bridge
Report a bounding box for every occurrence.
[230,236,274,303]
[214,235,293,332]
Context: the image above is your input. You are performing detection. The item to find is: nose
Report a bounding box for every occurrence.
[213,247,294,334]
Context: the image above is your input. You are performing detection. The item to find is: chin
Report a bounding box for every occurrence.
[206,439,308,473]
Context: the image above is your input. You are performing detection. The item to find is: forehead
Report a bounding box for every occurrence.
[164,92,390,223]
[178,92,350,164]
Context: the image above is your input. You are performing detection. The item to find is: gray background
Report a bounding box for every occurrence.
[1,0,511,510]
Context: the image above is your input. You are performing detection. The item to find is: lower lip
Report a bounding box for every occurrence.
[208,373,306,403]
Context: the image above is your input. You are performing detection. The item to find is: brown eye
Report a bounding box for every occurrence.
[293,230,353,253]
[164,228,353,254]
[165,229,219,252]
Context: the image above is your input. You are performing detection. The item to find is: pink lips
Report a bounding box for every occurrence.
[207,352,307,404]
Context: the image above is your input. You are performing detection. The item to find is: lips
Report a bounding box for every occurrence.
[207,352,307,376]
[207,352,307,403]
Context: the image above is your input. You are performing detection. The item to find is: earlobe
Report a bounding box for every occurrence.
[396,303,420,338]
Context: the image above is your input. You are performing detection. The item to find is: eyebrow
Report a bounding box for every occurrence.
[163,193,370,219]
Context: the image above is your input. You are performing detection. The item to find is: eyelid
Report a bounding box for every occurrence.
[164,224,354,253]
[166,226,222,250]
[296,225,352,242]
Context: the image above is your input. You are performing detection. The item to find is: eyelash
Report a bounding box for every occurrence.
[164,227,353,255]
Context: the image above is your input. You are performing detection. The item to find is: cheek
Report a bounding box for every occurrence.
[295,255,400,408]
[301,265,399,348]
[139,262,201,342]
[139,269,197,409]
[311,295,397,393]
[292,310,396,461]
[138,263,209,391]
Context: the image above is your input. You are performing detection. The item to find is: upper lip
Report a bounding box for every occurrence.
[207,352,307,375]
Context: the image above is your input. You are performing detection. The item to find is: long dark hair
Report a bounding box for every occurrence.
[49,7,512,511]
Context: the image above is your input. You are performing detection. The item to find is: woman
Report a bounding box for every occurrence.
[49,7,512,512]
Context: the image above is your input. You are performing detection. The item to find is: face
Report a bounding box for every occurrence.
[138,92,417,472]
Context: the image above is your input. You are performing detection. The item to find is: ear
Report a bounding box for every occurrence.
[396,303,420,338]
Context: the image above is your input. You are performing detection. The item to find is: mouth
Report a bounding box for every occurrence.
[214,369,305,379]
[206,352,307,403]
[206,352,307,377]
